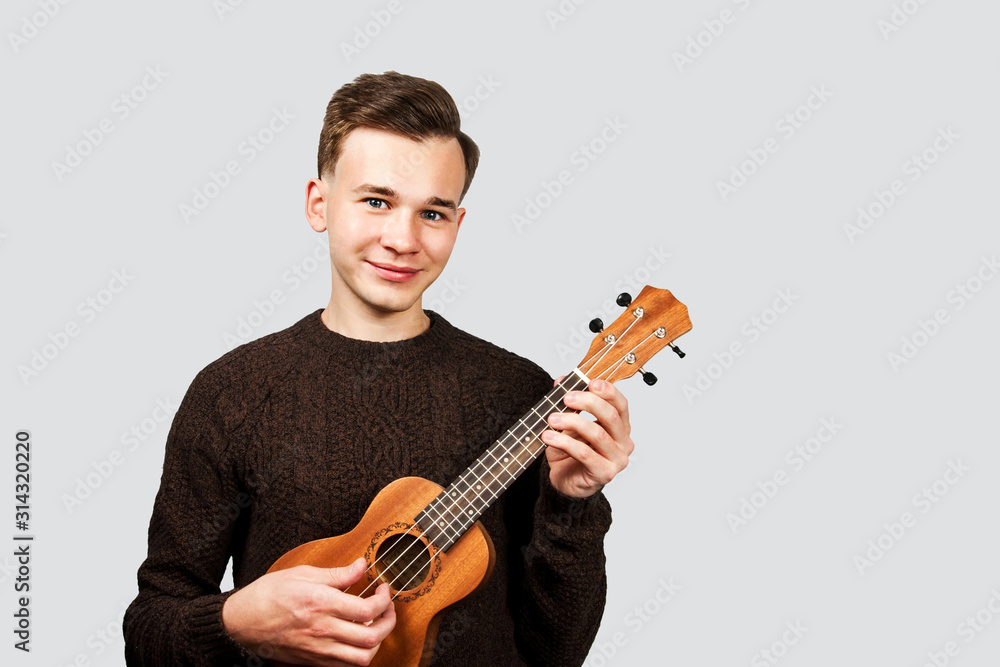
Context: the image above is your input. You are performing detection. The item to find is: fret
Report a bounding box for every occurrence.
[415,505,461,547]
[419,370,591,552]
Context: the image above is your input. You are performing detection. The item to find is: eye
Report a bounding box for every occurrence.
[421,210,446,221]
[364,198,387,209]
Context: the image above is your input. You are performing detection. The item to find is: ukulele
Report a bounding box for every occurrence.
[267,285,692,666]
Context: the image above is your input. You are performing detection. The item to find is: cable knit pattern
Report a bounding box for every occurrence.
[124,308,612,666]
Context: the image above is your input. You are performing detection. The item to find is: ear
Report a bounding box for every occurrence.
[305,177,328,232]
[455,207,466,233]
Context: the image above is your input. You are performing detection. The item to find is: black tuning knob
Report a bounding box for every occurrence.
[640,368,658,386]
[616,292,632,307]
[670,344,686,359]
[588,318,604,333]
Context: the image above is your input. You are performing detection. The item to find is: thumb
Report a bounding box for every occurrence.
[324,557,368,589]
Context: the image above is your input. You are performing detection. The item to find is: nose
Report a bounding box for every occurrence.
[379,210,420,254]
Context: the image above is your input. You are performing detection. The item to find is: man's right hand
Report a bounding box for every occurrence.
[222,557,396,666]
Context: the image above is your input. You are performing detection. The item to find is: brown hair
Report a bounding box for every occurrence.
[317,71,480,202]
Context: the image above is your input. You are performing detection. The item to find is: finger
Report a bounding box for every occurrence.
[293,633,380,667]
[546,411,628,465]
[291,559,367,590]
[579,379,630,428]
[320,583,394,624]
[601,379,631,428]
[304,599,397,665]
[553,375,566,387]
[313,599,396,651]
[563,382,631,447]
[322,558,368,589]
[541,429,621,486]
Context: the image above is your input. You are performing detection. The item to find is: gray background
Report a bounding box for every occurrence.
[2,1,999,665]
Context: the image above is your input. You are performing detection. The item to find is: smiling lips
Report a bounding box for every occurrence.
[368,261,421,282]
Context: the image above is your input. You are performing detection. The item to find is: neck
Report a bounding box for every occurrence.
[320,300,429,342]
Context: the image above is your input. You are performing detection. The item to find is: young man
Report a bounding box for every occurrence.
[124,71,634,666]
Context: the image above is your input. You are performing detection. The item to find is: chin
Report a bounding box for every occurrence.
[364,290,421,315]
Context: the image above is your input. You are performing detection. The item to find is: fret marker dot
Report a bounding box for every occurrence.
[438,521,444,527]
[467,510,474,516]
[476,484,482,490]
[524,436,530,442]
[503,457,509,463]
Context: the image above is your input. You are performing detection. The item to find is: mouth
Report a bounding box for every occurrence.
[367,261,421,283]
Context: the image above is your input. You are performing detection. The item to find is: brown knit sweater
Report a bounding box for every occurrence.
[124,308,612,666]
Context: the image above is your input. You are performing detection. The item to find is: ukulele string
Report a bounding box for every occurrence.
[369,333,655,599]
[360,377,583,600]
[355,376,580,600]
[591,331,659,382]
[355,417,535,598]
[382,376,588,600]
[357,335,650,601]
[382,373,592,598]
[357,417,539,601]
[579,314,642,378]
[360,351,655,600]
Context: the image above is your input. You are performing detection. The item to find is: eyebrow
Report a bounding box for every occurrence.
[352,183,458,214]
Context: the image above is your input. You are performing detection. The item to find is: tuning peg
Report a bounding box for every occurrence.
[616,292,632,307]
[669,343,686,359]
[588,318,604,333]
[639,368,658,386]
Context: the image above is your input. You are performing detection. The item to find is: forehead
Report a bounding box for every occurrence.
[334,127,465,198]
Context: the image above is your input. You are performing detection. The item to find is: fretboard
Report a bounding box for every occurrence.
[415,369,590,551]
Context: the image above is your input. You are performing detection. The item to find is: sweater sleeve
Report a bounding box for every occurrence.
[123,368,258,666]
[502,369,614,666]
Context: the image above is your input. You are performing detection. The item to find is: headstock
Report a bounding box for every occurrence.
[576,286,692,385]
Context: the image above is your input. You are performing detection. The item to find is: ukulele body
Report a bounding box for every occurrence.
[267,476,496,667]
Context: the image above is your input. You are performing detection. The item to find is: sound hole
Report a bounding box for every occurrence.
[375,533,431,592]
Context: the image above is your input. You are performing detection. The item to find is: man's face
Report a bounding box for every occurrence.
[310,126,467,322]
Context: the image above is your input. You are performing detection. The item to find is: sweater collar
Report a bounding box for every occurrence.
[301,307,454,361]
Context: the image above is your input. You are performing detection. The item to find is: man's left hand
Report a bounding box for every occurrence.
[540,377,634,498]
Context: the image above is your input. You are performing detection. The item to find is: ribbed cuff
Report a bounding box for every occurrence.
[535,458,613,536]
[188,591,260,666]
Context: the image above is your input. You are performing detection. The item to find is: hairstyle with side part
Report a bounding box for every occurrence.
[317,71,480,202]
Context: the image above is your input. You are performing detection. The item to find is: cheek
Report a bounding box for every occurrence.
[329,217,374,253]
[424,230,458,263]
